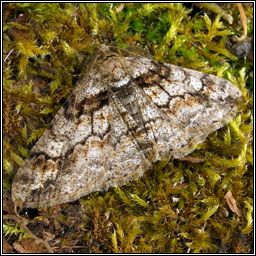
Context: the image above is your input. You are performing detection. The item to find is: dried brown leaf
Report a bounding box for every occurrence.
[224,191,241,217]
[13,238,47,253]
[3,239,14,253]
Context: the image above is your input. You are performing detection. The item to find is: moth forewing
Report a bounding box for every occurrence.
[12,45,242,208]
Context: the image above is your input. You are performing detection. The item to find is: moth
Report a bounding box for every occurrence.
[12,45,242,208]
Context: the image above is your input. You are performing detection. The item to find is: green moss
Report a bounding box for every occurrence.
[3,223,30,241]
[3,3,253,253]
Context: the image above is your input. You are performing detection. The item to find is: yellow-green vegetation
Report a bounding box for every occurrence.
[3,3,253,253]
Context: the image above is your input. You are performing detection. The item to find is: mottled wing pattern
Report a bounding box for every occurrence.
[125,56,241,158]
[12,46,241,208]
[12,53,113,208]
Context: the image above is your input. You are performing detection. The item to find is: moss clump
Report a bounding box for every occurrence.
[3,3,253,253]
